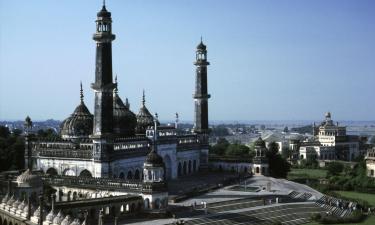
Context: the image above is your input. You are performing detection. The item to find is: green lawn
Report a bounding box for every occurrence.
[305,215,375,225]
[335,191,375,206]
[287,168,327,180]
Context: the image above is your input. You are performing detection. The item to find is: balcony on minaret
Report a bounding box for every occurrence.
[93,6,115,42]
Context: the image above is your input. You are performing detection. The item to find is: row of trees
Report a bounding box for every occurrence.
[0,126,25,172]
[0,126,57,172]
[210,138,291,178]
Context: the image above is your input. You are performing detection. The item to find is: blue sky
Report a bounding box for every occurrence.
[0,0,374,122]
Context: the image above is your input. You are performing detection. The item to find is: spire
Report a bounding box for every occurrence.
[175,112,179,129]
[125,98,130,109]
[114,74,118,94]
[80,81,84,103]
[103,0,106,7]
[153,113,158,143]
[142,89,146,106]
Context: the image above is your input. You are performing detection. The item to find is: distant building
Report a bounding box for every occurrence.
[299,112,360,161]
[365,147,375,178]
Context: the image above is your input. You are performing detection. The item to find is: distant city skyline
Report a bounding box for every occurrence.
[1,0,374,121]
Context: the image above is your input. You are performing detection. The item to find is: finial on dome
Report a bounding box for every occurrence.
[103,0,106,7]
[125,98,130,109]
[114,74,118,94]
[200,36,203,43]
[80,81,84,103]
[142,89,146,106]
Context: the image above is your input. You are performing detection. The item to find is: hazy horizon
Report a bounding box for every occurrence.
[1,0,374,121]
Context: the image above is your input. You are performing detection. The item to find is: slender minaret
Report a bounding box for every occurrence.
[24,116,33,170]
[90,2,116,174]
[91,2,116,137]
[193,38,210,135]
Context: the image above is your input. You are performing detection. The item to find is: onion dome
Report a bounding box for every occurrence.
[136,90,159,135]
[33,206,41,217]
[60,83,93,139]
[46,209,56,222]
[197,40,206,50]
[145,148,164,166]
[16,169,42,187]
[113,77,137,137]
[254,137,266,147]
[70,219,81,225]
[18,199,26,210]
[1,193,9,204]
[97,5,111,18]
[61,215,73,225]
[53,211,65,225]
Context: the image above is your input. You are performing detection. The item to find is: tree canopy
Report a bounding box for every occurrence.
[266,141,291,178]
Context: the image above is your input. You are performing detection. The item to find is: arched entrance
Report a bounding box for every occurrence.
[183,161,187,175]
[127,171,133,180]
[178,163,182,177]
[163,155,172,180]
[79,170,92,178]
[63,168,76,176]
[46,167,58,176]
[134,169,140,180]
[144,198,150,209]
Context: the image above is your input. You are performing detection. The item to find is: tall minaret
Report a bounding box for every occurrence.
[90,3,116,175]
[193,38,210,135]
[91,2,116,137]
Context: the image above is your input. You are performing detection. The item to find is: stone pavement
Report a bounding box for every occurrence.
[123,176,324,225]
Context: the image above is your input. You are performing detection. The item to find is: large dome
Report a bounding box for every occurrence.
[60,84,93,139]
[113,93,137,137]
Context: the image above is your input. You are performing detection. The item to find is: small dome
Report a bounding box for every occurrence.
[22,203,33,215]
[46,209,56,222]
[145,149,164,166]
[16,169,42,187]
[135,92,159,135]
[97,5,111,17]
[1,193,9,204]
[197,41,206,50]
[18,200,26,210]
[7,195,15,205]
[61,215,73,225]
[12,199,21,208]
[60,102,93,139]
[70,219,81,225]
[33,206,41,217]
[53,211,65,225]
[254,137,266,147]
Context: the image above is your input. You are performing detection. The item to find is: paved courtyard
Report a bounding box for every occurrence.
[124,176,324,225]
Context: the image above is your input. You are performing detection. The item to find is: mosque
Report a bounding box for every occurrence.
[26,3,211,181]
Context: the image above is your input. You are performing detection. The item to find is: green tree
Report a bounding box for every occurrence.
[326,161,344,177]
[266,142,291,178]
[210,138,229,155]
[0,126,25,172]
[0,126,10,138]
[225,144,249,156]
